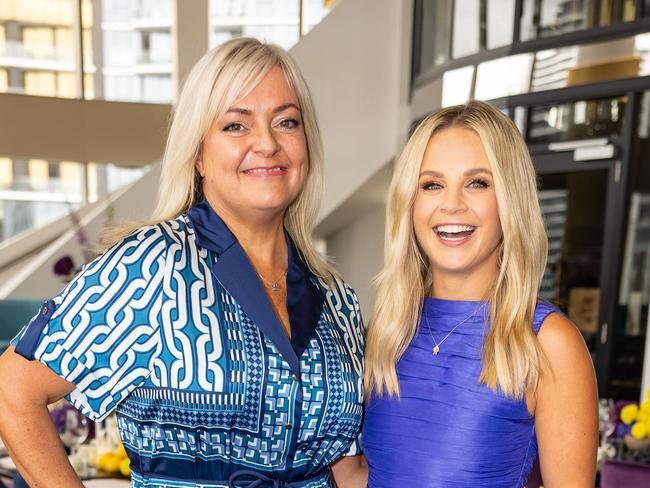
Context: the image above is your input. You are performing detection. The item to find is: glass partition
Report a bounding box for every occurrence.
[613,90,650,399]
[538,169,609,364]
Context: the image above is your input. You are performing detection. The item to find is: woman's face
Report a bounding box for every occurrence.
[413,127,502,294]
[197,66,308,221]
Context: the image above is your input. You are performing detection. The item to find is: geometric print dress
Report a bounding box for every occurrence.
[12,199,364,488]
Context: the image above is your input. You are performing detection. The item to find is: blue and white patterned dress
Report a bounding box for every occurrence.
[12,199,364,488]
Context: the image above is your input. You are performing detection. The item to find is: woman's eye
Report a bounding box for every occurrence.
[224,122,245,132]
[278,118,300,129]
[468,178,489,189]
[422,181,442,190]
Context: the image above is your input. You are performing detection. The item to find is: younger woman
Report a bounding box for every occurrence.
[363,101,598,487]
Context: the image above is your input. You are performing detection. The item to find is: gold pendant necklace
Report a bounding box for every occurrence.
[424,303,485,356]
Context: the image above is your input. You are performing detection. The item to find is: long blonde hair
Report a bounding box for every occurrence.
[365,100,548,399]
[104,38,331,278]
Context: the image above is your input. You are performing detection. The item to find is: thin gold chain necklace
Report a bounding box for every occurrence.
[424,303,485,355]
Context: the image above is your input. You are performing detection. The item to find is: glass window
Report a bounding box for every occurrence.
[527,96,627,144]
[147,31,172,64]
[84,0,173,103]
[24,71,57,97]
[57,71,76,98]
[104,75,141,102]
[452,0,481,59]
[84,72,94,99]
[521,0,596,41]
[0,0,77,97]
[210,0,300,51]
[519,0,537,41]
[598,0,635,26]
[0,159,146,242]
[441,65,474,107]
[486,0,514,49]
[28,159,50,191]
[301,0,334,36]
[474,54,533,100]
[418,0,451,73]
[540,0,595,36]
[0,158,12,190]
[0,69,7,92]
[142,75,172,103]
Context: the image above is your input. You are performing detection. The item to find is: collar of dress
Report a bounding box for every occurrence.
[186,199,325,376]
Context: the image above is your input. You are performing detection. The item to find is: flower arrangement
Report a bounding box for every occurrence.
[53,205,99,282]
[48,401,130,478]
[619,390,650,448]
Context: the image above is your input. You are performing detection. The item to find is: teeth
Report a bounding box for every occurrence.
[246,167,284,174]
[436,224,475,234]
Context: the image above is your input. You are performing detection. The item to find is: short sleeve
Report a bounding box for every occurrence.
[343,434,363,457]
[11,224,167,421]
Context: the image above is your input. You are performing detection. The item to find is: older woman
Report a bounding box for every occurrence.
[0,38,366,488]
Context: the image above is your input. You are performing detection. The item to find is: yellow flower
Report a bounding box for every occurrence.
[621,404,639,424]
[640,399,650,415]
[631,422,648,440]
[119,457,131,477]
[115,444,128,460]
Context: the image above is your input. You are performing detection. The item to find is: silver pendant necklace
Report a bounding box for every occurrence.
[257,270,287,292]
[424,303,485,356]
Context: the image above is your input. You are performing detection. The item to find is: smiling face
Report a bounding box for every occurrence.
[413,126,503,298]
[196,65,308,223]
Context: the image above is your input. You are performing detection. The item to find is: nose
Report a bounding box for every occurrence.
[252,125,280,157]
[440,187,467,214]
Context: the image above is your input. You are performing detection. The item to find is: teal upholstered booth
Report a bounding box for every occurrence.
[0,299,44,354]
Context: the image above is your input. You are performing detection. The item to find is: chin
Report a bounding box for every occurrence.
[249,198,292,213]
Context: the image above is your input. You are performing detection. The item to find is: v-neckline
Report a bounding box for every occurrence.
[186,200,325,376]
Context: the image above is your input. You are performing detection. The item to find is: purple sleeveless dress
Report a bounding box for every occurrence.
[362,298,558,487]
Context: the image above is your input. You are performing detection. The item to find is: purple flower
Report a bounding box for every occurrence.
[54,255,75,276]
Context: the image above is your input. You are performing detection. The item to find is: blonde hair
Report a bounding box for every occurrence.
[104,38,331,278]
[365,100,548,399]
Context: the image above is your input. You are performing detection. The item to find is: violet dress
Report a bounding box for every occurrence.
[362,298,558,487]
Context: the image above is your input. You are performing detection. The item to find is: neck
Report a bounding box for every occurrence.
[430,266,497,302]
[206,196,288,272]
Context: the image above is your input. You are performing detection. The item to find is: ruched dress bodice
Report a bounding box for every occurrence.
[362,298,558,488]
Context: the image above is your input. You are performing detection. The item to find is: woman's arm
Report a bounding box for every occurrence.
[534,313,599,488]
[0,346,83,488]
[330,454,368,488]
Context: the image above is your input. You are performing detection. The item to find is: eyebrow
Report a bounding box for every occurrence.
[419,168,493,178]
[226,103,301,116]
